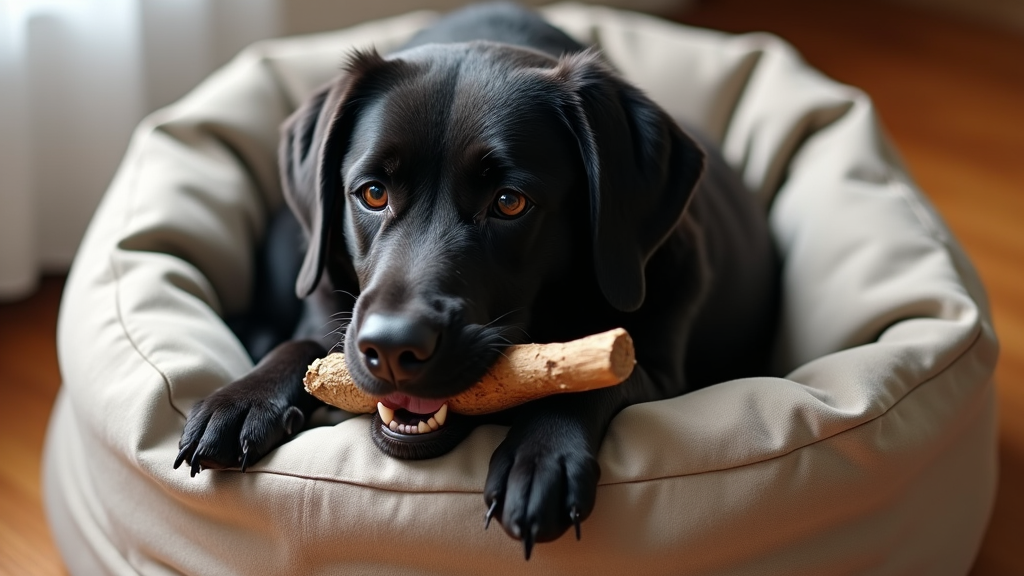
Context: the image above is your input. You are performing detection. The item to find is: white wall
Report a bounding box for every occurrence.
[0,0,688,302]
[0,0,283,300]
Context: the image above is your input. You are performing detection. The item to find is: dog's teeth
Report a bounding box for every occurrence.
[383,406,447,435]
[377,402,395,425]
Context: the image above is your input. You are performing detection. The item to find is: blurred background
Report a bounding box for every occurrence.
[1,0,1021,573]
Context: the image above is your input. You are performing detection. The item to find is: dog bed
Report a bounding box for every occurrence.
[43,4,998,574]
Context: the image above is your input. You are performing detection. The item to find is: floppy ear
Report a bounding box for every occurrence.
[279,49,394,298]
[550,50,706,312]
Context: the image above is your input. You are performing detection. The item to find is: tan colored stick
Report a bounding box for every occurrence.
[303,328,635,416]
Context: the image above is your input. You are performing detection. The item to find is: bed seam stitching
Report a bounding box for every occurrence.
[108,129,188,421]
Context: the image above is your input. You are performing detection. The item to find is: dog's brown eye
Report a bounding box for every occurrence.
[360,183,388,210]
[494,190,528,218]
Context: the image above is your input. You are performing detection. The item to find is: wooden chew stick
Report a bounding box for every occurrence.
[303,328,635,416]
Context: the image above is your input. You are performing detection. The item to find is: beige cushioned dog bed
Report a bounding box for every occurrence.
[44,4,999,574]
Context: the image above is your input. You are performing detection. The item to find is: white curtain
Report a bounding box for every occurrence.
[0,0,279,301]
[0,0,685,302]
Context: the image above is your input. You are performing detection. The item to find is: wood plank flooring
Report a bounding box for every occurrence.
[1,0,1021,573]
[0,277,66,575]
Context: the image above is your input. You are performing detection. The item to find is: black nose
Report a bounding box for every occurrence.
[356,313,440,385]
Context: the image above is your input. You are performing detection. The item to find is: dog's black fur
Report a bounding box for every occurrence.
[175,3,778,558]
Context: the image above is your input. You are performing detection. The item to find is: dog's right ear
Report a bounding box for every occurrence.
[546,50,706,313]
[279,49,394,298]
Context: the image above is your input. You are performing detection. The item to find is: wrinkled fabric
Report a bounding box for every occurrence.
[44,4,998,575]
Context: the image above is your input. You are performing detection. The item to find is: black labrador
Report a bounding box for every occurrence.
[175,2,778,559]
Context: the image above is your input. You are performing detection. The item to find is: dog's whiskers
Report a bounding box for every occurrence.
[322,317,351,354]
[501,324,531,342]
[332,289,359,303]
[490,322,530,347]
[324,324,349,337]
[483,308,524,329]
[320,314,352,330]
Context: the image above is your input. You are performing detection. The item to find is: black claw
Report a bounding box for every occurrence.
[523,529,534,561]
[174,446,191,469]
[484,500,498,530]
[570,506,581,541]
[240,446,251,473]
[190,459,202,478]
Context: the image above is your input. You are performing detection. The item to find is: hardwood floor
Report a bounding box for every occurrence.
[0,0,1021,574]
[0,277,66,575]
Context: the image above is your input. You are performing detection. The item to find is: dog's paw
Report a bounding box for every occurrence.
[483,421,601,559]
[174,381,305,477]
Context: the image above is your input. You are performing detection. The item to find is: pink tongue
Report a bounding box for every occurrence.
[381,393,447,415]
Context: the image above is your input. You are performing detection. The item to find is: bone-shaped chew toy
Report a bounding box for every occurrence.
[303,328,635,416]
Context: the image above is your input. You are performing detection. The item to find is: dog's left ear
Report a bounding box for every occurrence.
[280,49,398,297]
[549,51,706,312]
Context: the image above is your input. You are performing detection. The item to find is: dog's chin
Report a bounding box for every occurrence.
[369,411,473,460]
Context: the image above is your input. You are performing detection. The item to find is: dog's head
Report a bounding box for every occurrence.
[280,41,704,459]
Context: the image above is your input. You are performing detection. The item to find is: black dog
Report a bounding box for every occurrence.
[175,3,778,559]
